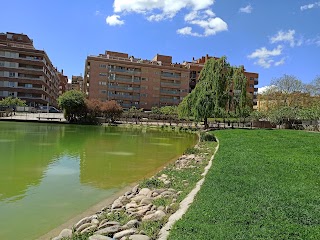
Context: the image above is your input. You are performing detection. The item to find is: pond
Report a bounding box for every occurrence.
[0,122,197,240]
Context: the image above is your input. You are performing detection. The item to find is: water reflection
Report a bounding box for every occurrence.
[0,122,197,239]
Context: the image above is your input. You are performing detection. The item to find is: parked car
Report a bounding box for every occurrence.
[38,106,61,113]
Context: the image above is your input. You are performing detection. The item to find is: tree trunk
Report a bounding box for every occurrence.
[204,117,208,129]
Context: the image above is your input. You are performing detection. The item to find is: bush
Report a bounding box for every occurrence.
[140,178,164,189]
[200,132,216,142]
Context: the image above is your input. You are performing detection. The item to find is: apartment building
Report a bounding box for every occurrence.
[58,70,68,96]
[84,51,259,110]
[0,32,62,107]
[84,51,190,110]
[70,75,84,92]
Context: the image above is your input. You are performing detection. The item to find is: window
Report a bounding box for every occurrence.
[99,73,107,76]
[0,61,4,67]
[99,81,107,86]
[101,90,107,94]
[9,72,15,77]
[8,92,15,96]
[9,62,16,67]
[99,64,107,68]
[0,51,5,56]
[8,82,15,87]
[249,84,254,88]
[25,84,33,88]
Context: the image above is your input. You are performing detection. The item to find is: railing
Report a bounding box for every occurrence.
[109,68,141,74]
[161,73,181,78]
[109,77,141,83]
[160,90,180,95]
[108,94,140,101]
[160,82,181,87]
[108,85,140,91]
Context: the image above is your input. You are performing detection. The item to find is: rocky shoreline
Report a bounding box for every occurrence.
[52,134,217,240]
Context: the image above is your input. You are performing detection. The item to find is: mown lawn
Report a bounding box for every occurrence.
[169,129,320,240]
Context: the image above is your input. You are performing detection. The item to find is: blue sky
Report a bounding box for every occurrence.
[1,0,319,88]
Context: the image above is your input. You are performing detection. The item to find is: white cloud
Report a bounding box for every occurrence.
[108,0,227,37]
[239,5,253,13]
[300,1,320,11]
[274,57,286,66]
[177,27,201,36]
[306,36,320,46]
[270,29,296,47]
[113,0,215,20]
[248,45,283,68]
[106,14,125,26]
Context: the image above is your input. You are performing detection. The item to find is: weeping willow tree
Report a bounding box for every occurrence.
[230,67,251,118]
[178,57,232,128]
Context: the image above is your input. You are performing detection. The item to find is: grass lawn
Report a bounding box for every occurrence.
[169,129,320,240]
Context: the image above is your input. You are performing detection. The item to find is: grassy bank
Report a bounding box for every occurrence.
[169,129,320,239]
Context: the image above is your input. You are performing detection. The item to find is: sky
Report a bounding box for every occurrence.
[1,0,319,88]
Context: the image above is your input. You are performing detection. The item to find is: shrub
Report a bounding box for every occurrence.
[200,132,216,142]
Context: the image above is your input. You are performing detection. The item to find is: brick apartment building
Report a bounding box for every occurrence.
[0,32,63,107]
[84,51,258,110]
[70,75,84,92]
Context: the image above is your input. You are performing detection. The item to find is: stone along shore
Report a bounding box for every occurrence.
[51,138,217,240]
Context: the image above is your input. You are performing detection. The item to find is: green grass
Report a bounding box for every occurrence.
[169,129,320,240]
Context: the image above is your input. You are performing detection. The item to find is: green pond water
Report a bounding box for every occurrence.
[0,122,197,240]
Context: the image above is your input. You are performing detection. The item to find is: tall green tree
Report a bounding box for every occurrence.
[179,57,232,128]
[58,90,86,122]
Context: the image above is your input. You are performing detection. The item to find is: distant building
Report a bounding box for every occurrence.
[70,75,84,92]
[0,32,62,107]
[58,69,68,96]
[84,50,259,110]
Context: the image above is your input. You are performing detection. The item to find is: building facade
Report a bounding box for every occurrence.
[0,32,62,107]
[70,75,84,92]
[84,51,259,110]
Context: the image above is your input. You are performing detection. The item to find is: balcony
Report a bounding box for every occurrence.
[254,78,259,85]
[160,89,180,95]
[108,93,140,101]
[160,82,181,88]
[109,68,141,75]
[160,98,180,104]
[161,72,181,79]
[108,85,140,91]
[109,76,141,83]
[254,88,258,92]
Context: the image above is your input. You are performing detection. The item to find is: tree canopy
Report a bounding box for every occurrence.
[0,97,26,107]
[58,90,86,122]
[178,57,251,128]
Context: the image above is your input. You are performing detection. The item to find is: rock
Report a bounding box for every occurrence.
[157,206,165,211]
[92,219,100,225]
[132,184,139,194]
[140,197,153,206]
[113,228,137,239]
[142,210,166,222]
[160,174,168,179]
[126,201,138,209]
[99,221,120,229]
[131,195,145,203]
[112,199,123,210]
[74,216,91,229]
[125,219,140,228]
[151,192,159,197]
[128,235,151,240]
[163,180,171,185]
[81,225,97,234]
[58,228,72,238]
[139,188,151,196]
[99,219,120,227]
[77,223,93,232]
[89,234,113,240]
[95,225,120,235]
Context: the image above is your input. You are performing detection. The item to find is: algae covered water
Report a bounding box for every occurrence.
[0,122,197,240]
